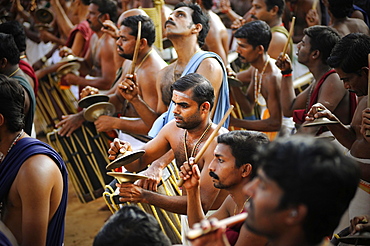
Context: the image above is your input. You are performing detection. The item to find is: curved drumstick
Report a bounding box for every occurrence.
[281,16,296,59]
[186,212,248,240]
[177,105,234,187]
[128,21,142,76]
[312,0,319,10]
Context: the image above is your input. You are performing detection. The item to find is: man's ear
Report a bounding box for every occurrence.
[139,38,148,50]
[311,50,320,59]
[256,44,265,55]
[360,66,369,77]
[0,114,4,127]
[200,101,211,112]
[285,204,307,225]
[101,13,110,21]
[269,5,279,16]
[0,58,7,69]
[192,23,203,34]
[241,163,252,178]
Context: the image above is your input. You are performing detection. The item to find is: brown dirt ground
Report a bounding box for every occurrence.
[64,183,112,246]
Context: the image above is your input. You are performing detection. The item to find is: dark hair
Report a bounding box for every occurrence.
[265,0,285,17]
[201,0,213,11]
[234,20,271,51]
[81,0,90,5]
[0,21,26,53]
[0,75,25,132]
[174,2,209,47]
[217,131,269,177]
[0,33,20,65]
[93,205,171,246]
[90,0,118,22]
[303,25,340,65]
[328,0,353,18]
[254,135,360,244]
[327,33,370,74]
[121,15,156,47]
[171,73,214,109]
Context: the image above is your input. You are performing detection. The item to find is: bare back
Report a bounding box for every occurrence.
[331,18,370,37]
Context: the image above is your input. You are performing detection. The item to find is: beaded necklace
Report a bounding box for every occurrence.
[254,56,270,106]
[183,123,212,163]
[0,129,24,163]
[234,196,250,216]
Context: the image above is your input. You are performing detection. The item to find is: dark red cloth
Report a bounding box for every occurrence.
[65,20,93,57]
[19,59,39,96]
[293,70,357,127]
[225,212,246,246]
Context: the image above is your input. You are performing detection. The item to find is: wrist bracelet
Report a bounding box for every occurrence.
[282,73,292,77]
[281,69,293,75]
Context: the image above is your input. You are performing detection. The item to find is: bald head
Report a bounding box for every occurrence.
[117,8,148,27]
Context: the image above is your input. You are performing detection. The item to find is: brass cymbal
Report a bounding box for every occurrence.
[83,102,115,122]
[106,150,145,170]
[59,55,84,63]
[228,76,243,87]
[315,135,335,141]
[107,172,148,183]
[303,117,339,127]
[35,8,54,24]
[78,94,109,108]
[338,232,370,245]
[56,62,80,77]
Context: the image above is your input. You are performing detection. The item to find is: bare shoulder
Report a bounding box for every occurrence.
[198,57,223,71]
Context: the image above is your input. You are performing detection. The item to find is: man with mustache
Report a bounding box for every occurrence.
[108,73,229,240]
[190,135,360,246]
[180,130,269,246]
[117,3,230,192]
[306,33,370,230]
[61,0,120,92]
[230,20,292,140]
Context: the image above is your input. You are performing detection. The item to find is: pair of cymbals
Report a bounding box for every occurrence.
[35,8,54,24]
[107,172,148,183]
[228,76,243,87]
[304,117,339,127]
[106,150,145,170]
[59,55,84,63]
[79,94,113,122]
[56,62,80,77]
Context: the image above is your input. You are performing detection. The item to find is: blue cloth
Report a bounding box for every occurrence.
[148,51,230,137]
[0,137,68,246]
[353,4,370,26]
[0,231,12,246]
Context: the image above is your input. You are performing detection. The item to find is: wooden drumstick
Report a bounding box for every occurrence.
[128,21,142,75]
[177,105,234,187]
[281,16,295,59]
[367,54,370,137]
[312,0,319,10]
[186,212,248,240]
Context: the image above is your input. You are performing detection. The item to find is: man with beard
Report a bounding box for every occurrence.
[56,12,167,139]
[190,135,360,246]
[108,73,229,217]
[306,33,370,229]
[180,130,269,246]
[229,20,292,140]
[61,0,119,91]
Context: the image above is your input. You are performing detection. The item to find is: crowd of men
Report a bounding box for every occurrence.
[1,0,370,245]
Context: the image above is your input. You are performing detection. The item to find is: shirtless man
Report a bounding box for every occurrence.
[325,0,370,37]
[180,130,269,246]
[62,0,119,91]
[122,2,230,191]
[0,75,68,245]
[56,11,166,138]
[109,73,229,216]
[306,33,370,227]
[190,135,360,246]
[229,21,287,139]
[197,0,229,65]
[275,25,355,136]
